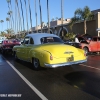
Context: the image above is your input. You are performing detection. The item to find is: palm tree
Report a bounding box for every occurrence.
[24,0,29,33]
[56,17,58,20]
[6,0,12,30]
[15,0,22,33]
[9,0,14,32]
[0,20,4,31]
[39,0,43,33]
[47,0,50,33]
[20,0,25,31]
[6,17,9,29]
[34,0,38,33]
[70,6,94,34]
[7,11,12,29]
[15,0,18,34]
[61,0,64,39]
[28,0,32,30]
[6,0,10,9]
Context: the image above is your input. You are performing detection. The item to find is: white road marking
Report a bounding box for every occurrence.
[80,64,100,70]
[5,59,48,100]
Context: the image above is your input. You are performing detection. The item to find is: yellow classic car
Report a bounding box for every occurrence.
[13,33,87,70]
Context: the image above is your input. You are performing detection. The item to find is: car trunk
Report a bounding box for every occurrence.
[41,43,81,58]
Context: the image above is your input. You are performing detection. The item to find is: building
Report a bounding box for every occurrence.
[15,9,100,38]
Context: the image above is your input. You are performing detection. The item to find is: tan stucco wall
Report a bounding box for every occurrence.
[17,12,100,37]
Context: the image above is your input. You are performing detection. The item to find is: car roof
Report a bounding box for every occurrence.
[26,33,59,38]
[25,33,60,45]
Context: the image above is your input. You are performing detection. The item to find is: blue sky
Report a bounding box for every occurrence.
[0,0,100,32]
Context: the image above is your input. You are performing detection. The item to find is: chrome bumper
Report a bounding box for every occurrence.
[44,59,87,68]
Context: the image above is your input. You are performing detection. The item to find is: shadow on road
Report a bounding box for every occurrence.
[64,71,100,99]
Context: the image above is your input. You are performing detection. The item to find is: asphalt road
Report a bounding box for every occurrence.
[0,53,100,100]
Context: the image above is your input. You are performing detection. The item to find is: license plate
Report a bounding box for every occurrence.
[67,55,74,62]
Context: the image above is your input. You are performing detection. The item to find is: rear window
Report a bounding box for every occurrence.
[40,37,63,44]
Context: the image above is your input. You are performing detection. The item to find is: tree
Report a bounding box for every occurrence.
[0,31,7,37]
[28,0,32,29]
[9,0,14,32]
[61,0,64,39]
[0,20,4,31]
[39,0,43,33]
[51,18,54,21]
[6,17,9,29]
[24,0,29,33]
[56,17,58,20]
[6,0,12,30]
[7,11,12,29]
[34,0,38,33]
[47,0,50,33]
[20,0,25,31]
[15,0,22,33]
[6,29,14,35]
[70,6,94,34]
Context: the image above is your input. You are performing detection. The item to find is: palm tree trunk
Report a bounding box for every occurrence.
[39,0,42,33]
[24,0,29,33]
[7,1,11,29]
[61,0,64,39]
[2,23,3,31]
[7,21,8,29]
[34,0,38,33]
[47,0,50,33]
[84,20,87,34]
[15,0,17,34]
[16,0,22,34]
[10,0,14,32]
[20,0,25,31]
[28,0,32,30]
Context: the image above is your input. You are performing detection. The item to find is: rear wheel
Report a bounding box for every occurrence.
[32,58,40,70]
[83,47,89,56]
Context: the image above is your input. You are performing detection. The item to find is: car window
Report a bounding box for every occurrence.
[29,37,34,44]
[98,37,100,41]
[92,37,97,41]
[40,37,63,44]
[24,37,30,44]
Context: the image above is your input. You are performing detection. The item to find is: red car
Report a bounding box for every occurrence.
[77,36,100,55]
[0,39,21,54]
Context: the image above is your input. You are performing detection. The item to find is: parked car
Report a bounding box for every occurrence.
[64,41,81,48]
[13,33,87,70]
[77,36,100,55]
[0,39,21,54]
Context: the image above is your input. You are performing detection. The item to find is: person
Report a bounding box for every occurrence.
[75,33,80,43]
[75,37,80,43]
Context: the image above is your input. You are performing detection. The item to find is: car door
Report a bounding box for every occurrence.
[24,37,35,62]
[20,37,30,60]
[89,37,98,51]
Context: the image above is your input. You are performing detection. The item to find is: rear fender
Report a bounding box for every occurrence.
[30,50,52,67]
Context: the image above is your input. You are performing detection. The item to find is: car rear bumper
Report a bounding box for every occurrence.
[44,59,87,68]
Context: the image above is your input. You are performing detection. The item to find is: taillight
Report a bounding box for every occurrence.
[50,55,53,60]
